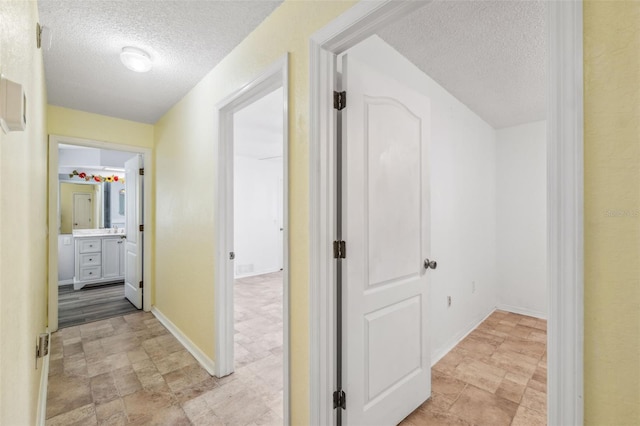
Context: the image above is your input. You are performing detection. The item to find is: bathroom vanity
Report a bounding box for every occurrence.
[73,229,126,290]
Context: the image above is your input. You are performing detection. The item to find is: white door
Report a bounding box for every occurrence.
[73,193,93,229]
[124,155,143,309]
[342,55,432,426]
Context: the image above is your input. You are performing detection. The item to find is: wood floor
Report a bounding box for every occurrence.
[58,282,139,329]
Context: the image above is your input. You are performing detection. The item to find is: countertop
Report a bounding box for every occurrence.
[72,229,126,238]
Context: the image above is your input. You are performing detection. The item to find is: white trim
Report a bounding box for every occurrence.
[213,54,290,425]
[234,267,283,280]
[308,5,427,424]
[151,307,216,375]
[497,304,547,321]
[547,1,584,425]
[58,279,73,286]
[308,35,336,426]
[47,135,154,332]
[36,330,50,426]
[431,308,496,367]
[309,1,584,425]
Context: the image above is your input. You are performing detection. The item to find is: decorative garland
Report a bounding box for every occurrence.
[68,170,125,184]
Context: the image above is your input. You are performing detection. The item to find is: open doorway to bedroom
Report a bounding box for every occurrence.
[232,87,285,421]
[305,1,585,424]
[213,56,290,423]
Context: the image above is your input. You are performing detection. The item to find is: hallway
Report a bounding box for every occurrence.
[46,272,284,425]
[46,306,545,425]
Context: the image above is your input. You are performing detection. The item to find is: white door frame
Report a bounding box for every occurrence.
[213,54,290,423]
[47,135,154,331]
[308,2,584,426]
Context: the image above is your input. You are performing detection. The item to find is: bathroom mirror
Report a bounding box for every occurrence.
[59,179,125,234]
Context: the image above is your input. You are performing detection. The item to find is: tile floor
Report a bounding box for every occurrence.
[47,280,546,426]
[46,272,284,425]
[400,310,547,426]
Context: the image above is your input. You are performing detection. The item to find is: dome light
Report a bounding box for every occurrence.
[120,47,152,73]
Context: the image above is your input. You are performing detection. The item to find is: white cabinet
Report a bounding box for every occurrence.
[74,235,126,289]
[119,240,125,277]
[102,237,125,279]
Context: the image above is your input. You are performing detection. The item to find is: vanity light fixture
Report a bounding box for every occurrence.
[120,47,152,73]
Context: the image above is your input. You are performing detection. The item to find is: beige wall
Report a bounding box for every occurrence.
[584,1,640,423]
[153,1,354,423]
[0,1,49,424]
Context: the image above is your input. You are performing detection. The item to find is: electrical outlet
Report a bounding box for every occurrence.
[447,296,452,307]
[472,281,476,293]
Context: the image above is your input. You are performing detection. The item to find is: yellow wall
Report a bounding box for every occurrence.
[584,1,640,424]
[59,182,98,233]
[47,105,154,148]
[0,1,49,424]
[154,1,354,423]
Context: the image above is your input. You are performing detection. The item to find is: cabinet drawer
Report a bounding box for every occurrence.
[79,253,101,267]
[79,266,101,281]
[78,239,101,253]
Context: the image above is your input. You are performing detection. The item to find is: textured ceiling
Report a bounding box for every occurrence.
[38,0,283,124]
[377,0,546,129]
[39,0,544,128]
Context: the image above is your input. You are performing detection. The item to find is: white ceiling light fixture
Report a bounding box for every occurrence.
[120,46,152,73]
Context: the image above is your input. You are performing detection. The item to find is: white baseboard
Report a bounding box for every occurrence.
[234,267,282,280]
[151,307,216,376]
[36,330,51,426]
[497,303,547,320]
[431,307,496,366]
[58,279,73,286]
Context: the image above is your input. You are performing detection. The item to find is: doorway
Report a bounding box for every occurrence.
[233,87,285,415]
[309,2,584,426]
[56,144,141,328]
[48,135,153,332]
[214,55,290,423]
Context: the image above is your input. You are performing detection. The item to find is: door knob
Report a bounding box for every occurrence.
[424,259,437,270]
[229,252,235,260]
